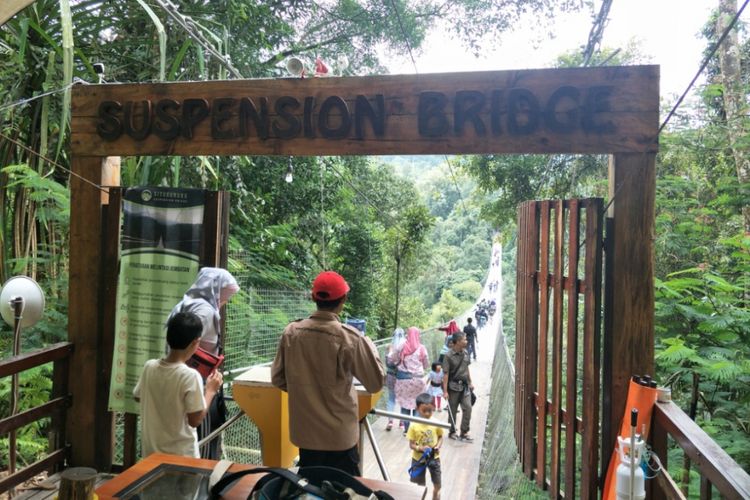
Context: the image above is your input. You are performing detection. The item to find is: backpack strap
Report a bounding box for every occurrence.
[209,466,325,499]
[297,466,395,500]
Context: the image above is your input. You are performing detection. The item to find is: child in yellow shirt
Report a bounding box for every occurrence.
[406,393,443,499]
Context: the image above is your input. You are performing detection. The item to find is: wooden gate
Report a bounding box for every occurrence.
[515,198,603,499]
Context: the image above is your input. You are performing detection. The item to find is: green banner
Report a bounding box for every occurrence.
[108,187,206,414]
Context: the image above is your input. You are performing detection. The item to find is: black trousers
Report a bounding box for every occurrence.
[197,386,226,459]
[298,445,361,476]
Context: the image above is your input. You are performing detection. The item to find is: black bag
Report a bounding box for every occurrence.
[210,466,395,500]
[447,379,464,392]
[470,389,477,406]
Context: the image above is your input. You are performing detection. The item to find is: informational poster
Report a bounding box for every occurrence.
[108,187,206,414]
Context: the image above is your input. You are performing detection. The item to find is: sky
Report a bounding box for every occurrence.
[385,1,718,100]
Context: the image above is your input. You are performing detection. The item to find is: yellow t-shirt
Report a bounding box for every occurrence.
[406,421,443,461]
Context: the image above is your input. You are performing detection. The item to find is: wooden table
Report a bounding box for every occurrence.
[96,453,425,499]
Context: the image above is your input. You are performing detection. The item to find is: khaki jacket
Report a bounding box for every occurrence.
[271,311,385,450]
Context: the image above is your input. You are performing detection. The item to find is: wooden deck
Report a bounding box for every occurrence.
[362,290,501,499]
[10,473,114,499]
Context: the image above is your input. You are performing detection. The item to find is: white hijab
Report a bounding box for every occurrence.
[167,267,239,347]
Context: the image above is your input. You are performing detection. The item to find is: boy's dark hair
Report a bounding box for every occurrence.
[431,361,441,372]
[416,393,434,408]
[314,295,346,311]
[451,332,466,344]
[467,317,473,324]
[167,312,203,349]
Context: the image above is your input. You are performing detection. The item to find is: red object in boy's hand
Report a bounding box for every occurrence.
[187,347,224,379]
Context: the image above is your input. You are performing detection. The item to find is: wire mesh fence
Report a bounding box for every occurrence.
[475,263,546,499]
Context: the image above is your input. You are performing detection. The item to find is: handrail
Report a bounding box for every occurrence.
[0,342,73,494]
[0,446,69,493]
[0,395,71,435]
[0,342,73,378]
[652,401,750,499]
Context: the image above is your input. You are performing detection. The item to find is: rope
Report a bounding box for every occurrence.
[387,0,419,74]
[0,131,107,193]
[0,80,82,114]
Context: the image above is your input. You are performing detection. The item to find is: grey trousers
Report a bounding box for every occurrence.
[447,388,472,435]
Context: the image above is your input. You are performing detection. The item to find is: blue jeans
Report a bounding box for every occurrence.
[401,408,415,432]
[467,336,477,360]
[387,386,397,413]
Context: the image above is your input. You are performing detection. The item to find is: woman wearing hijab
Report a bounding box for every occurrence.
[437,319,460,363]
[168,267,239,459]
[394,327,430,433]
[384,327,406,431]
[438,320,460,336]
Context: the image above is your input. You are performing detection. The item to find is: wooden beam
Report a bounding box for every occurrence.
[0,342,73,378]
[0,0,35,27]
[71,66,659,157]
[602,152,656,473]
[67,156,117,468]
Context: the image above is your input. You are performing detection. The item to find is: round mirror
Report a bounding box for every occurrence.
[0,276,46,328]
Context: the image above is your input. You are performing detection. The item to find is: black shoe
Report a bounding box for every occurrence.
[448,433,458,440]
[460,434,474,442]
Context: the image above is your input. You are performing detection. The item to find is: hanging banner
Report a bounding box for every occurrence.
[108,187,206,414]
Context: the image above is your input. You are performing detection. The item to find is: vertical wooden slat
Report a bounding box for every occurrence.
[650,418,668,500]
[517,202,530,471]
[123,413,137,468]
[522,202,540,478]
[550,201,566,498]
[49,350,71,470]
[219,191,230,268]
[96,188,122,471]
[514,203,526,449]
[564,200,580,499]
[202,190,220,266]
[700,477,712,499]
[536,200,551,489]
[581,199,603,500]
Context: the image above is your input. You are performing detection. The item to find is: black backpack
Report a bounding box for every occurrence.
[209,465,395,500]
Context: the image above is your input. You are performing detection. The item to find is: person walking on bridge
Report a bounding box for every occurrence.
[463,317,478,361]
[442,332,474,442]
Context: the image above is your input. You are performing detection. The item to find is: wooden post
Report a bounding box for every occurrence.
[58,467,97,500]
[602,152,656,478]
[67,156,119,468]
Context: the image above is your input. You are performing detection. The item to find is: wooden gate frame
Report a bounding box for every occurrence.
[67,65,658,469]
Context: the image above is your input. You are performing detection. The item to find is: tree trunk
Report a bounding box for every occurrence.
[717,0,750,234]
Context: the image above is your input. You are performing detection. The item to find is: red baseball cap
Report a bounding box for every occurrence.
[311,271,350,301]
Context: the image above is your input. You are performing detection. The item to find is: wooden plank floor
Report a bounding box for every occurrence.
[362,287,502,499]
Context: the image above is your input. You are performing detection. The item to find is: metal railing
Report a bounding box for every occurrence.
[0,342,73,494]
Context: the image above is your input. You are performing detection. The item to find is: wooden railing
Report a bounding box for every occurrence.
[650,401,750,500]
[0,342,73,493]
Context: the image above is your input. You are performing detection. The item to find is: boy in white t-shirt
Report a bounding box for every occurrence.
[133,312,223,458]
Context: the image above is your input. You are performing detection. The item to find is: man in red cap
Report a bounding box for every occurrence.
[271,271,385,476]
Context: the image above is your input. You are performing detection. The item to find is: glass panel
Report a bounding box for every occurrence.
[115,464,211,500]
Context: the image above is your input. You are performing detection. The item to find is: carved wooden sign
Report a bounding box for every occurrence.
[71,65,658,156]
